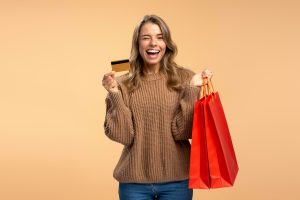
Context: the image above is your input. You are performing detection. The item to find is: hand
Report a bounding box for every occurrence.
[190,69,213,87]
[102,71,119,93]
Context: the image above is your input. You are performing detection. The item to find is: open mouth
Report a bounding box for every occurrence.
[146,49,160,55]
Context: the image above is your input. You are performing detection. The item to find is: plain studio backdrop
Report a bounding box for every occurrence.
[1,0,299,199]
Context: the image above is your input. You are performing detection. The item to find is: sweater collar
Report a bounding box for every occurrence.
[141,72,164,81]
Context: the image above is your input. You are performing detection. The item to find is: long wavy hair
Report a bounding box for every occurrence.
[125,15,182,93]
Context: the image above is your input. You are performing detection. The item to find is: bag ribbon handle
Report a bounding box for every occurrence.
[199,78,215,99]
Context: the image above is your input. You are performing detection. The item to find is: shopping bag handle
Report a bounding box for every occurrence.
[199,78,215,99]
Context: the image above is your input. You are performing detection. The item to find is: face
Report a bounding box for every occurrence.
[138,22,166,69]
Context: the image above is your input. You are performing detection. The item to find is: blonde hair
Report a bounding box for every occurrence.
[125,15,182,92]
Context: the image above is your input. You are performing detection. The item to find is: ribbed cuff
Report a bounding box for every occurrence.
[184,86,200,100]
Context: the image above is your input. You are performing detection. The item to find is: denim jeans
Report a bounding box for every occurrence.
[119,179,193,200]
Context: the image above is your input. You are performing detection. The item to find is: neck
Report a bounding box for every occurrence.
[143,63,160,74]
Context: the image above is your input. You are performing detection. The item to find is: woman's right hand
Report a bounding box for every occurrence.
[102,71,119,93]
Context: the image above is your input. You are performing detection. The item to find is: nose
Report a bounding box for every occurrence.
[150,38,157,46]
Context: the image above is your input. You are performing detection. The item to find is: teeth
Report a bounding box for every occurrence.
[146,50,159,53]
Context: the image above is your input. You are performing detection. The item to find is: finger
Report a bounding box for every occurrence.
[102,76,109,85]
[111,71,116,79]
[206,71,213,79]
[103,72,111,77]
[102,78,114,87]
[104,71,116,78]
[206,70,213,76]
[104,78,114,86]
[111,81,117,88]
[201,72,209,78]
[103,73,115,82]
[201,69,213,79]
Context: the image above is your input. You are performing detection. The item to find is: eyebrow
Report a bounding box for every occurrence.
[140,33,163,37]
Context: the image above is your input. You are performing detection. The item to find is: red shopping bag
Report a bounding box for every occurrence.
[189,97,210,188]
[189,80,239,189]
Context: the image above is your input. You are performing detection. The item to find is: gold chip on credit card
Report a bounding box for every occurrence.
[111,59,130,72]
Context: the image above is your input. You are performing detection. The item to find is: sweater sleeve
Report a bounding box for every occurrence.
[171,86,200,140]
[104,91,134,146]
[171,68,200,140]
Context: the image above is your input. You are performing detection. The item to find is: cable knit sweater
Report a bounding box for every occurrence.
[104,67,200,183]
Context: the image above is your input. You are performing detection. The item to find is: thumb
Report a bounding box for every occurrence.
[111,71,116,79]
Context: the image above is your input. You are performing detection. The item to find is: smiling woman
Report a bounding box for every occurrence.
[138,22,166,72]
[102,14,212,200]
[125,15,184,93]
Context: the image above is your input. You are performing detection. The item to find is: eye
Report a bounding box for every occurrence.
[157,35,164,40]
[141,36,150,40]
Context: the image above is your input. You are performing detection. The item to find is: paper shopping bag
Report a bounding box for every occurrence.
[189,80,238,189]
[189,97,210,188]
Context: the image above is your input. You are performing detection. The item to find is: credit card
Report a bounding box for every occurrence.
[111,59,129,72]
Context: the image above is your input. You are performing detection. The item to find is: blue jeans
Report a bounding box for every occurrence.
[119,179,193,200]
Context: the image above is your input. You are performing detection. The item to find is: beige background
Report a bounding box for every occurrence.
[1,0,300,199]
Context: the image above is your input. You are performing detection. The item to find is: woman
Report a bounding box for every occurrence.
[102,15,212,200]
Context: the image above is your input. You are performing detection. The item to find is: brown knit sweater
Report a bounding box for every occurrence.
[104,67,200,183]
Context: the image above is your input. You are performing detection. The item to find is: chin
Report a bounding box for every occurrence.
[145,58,162,65]
[147,60,159,64]
[146,62,160,67]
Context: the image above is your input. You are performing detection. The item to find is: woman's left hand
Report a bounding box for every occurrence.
[190,69,213,87]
